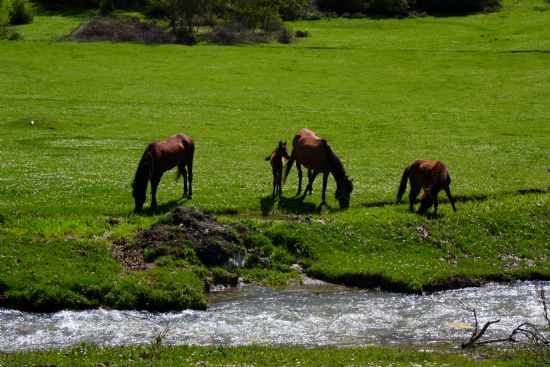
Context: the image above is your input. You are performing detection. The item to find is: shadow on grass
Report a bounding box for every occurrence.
[140,197,190,216]
[361,188,548,209]
[260,195,322,215]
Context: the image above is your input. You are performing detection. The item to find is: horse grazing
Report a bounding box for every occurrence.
[396,160,457,215]
[132,134,194,213]
[283,128,353,209]
[265,140,291,197]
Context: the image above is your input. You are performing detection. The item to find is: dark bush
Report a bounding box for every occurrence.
[278,27,294,44]
[34,0,99,10]
[316,0,367,14]
[295,29,309,37]
[316,0,499,16]
[35,0,146,10]
[203,22,241,44]
[0,23,20,39]
[415,0,501,14]
[277,0,312,20]
[203,22,294,45]
[66,16,175,43]
[316,0,411,17]
[367,0,409,16]
[9,0,33,25]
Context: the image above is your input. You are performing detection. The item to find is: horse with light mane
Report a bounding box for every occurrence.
[396,159,456,215]
[265,141,291,197]
[132,134,194,213]
[283,128,353,209]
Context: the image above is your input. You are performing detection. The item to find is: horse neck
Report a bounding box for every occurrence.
[428,166,443,192]
[133,149,153,195]
[327,146,347,185]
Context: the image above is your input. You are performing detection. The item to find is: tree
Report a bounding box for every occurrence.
[148,0,207,44]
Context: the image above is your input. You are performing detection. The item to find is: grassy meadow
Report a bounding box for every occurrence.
[0,0,549,313]
[0,344,538,366]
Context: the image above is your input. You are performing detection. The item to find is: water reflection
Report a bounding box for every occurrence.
[0,281,548,352]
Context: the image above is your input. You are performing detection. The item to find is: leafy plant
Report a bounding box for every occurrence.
[9,0,33,25]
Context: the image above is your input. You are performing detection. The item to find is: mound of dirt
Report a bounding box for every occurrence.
[137,207,249,268]
[65,16,175,44]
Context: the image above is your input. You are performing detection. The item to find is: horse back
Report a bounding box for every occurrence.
[408,160,450,190]
[292,129,331,172]
[150,134,194,173]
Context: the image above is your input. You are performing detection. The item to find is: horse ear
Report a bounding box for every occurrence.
[283,141,287,145]
[279,140,283,146]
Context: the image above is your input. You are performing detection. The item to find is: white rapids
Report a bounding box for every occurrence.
[0,281,548,352]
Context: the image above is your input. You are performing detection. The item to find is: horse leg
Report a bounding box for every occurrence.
[409,183,420,212]
[321,172,329,204]
[187,162,193,199]
[433,192,439,216]
[180,165,188,198]
[307,170,314,195]
[150,174,162,209]
[272,171,277,197]
[296,162,303,196]
[445,186,457,212]
[303,171,319,200]
[277,171,283,197]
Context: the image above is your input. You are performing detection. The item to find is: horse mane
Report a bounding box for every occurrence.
[326,144,347,183]
[132,146,154,198]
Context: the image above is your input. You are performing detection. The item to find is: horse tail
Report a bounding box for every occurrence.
[396,166,409,203]
[282,149,296,184]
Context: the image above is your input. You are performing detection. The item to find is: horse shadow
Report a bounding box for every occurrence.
[260,195,323,216]
[139,197,191,216]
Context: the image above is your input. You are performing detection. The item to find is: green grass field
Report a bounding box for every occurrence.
[0,344,537,366]
[0,0,549,311]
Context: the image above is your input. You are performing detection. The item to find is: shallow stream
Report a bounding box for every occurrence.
[1,281,548,352]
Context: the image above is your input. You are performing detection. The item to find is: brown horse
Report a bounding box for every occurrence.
[265,140,291,197]
[396,160,457,215]
[132,134,194,212]
[283,129,353,209]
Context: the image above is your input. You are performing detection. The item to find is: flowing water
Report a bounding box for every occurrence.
[0,281,548,352]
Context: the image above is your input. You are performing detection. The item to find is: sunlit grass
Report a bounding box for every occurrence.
[0,0,548,310]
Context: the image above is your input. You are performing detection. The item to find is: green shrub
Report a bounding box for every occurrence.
[276,0,312,20]
[9,0,33,24]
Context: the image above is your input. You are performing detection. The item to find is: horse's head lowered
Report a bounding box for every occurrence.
[132,149,153,213]
[132,181,146,213]
[335,176,353,209]
[417,191,434,215]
